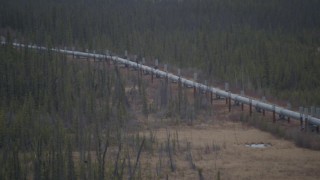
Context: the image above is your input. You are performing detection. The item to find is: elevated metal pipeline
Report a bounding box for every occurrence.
[3,41,320,126]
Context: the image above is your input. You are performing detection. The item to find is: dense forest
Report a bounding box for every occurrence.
[1,0,320,179]
[0,43,126,179]
[1,0,320,106]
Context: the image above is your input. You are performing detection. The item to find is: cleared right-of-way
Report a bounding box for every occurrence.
[3,41,320,131]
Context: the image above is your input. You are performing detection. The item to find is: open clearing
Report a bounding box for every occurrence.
[138,121,320,180]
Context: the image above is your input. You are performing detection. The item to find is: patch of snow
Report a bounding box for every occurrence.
[245,143,271,148]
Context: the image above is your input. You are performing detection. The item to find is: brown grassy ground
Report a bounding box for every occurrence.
[138,121,320,180]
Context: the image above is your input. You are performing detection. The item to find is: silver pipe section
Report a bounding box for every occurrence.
[4,42,320,126]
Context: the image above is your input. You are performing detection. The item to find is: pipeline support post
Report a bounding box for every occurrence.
[164,64,169,84]
[305,116,308,132]
[193,73,197,98]
[261,96,266,116]
[210,92,213,105]
[178,78,181,89]
[249,99,252,116]
[228,97,231,112]
[139,63,142,77]
[273,105,276,123]
[273,111,276,123]
[287,103,291,123]
[228,92,231,112]
[225,82,229,105]
[137,64,141,78]
[240,90,244,111]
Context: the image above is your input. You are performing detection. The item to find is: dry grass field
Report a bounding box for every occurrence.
[138,121,320,180]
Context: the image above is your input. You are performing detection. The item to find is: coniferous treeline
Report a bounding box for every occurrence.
[1,0,320,105]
